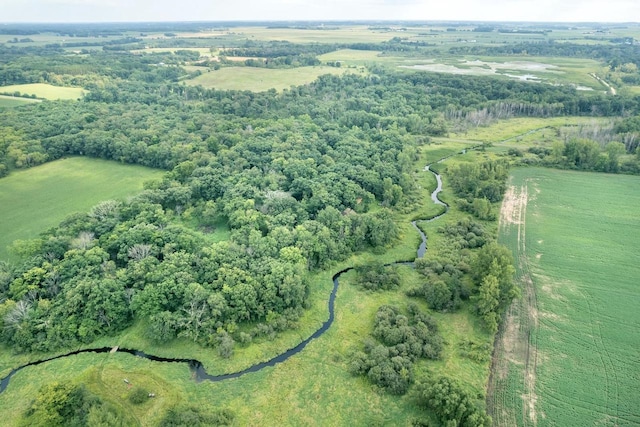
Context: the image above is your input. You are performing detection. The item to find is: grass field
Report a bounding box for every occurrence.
[446,116,612,155]
[0,94,41,108]
[489,168,640,426]
[0,157,164,261]
[0,83,86,100]
[185,66,360,91]
[318,49,384,65]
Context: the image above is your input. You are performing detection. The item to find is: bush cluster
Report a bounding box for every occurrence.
[349,304,443,395]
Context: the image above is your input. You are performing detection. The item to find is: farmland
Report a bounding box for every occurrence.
[0,157,163,261]
[185,65,360,91]
[0,83,86,100]
[0,95,40,108]
[490,168,640,426]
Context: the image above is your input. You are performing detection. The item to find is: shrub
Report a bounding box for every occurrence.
[128,386,149,405]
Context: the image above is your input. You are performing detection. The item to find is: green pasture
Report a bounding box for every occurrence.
[318,49,384,65]
[0,83,86,100]
[491,168,640,426]
[0,94,41,108]
[185,66,361,92]
[0,157,164,261]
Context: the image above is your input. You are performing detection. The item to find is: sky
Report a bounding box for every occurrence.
[1,0,639,24]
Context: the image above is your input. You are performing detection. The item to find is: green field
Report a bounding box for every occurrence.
[489,168,640,426]
[318,49,384,64]
[0,94,41,108]
[185,66,360,91]
[0,83,86,100]
[0,157,164,260]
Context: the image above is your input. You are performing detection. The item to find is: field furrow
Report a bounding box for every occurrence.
[489,168,640,427]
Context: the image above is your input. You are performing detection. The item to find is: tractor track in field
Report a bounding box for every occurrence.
[579,287,622,424]
[488,179,538,427]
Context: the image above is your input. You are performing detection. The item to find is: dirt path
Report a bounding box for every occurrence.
[489,180,539,427]
[590,73,617,95]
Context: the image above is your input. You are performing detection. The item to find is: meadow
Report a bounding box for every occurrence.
[185,66,360,91]
[0,157,164,260]
[0,94,41,108]
[490,167,640,426]
[0,83,86,100]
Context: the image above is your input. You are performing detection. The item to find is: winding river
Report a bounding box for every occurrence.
[0,154,460,394]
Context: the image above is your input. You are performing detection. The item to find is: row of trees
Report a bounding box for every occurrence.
[526,136,640,173]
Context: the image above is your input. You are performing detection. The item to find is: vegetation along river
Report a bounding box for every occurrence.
[0,153,464,394]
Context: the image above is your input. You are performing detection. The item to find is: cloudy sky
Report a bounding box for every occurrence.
[1,0,638,23]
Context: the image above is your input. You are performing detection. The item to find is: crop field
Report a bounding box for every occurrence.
[0,157,164,261]
[489,167,640,426]
[0,94,41,108]
[0,83,86,100]
[225,26,398,43]
[318,49,384,64]
[185,66,360,91]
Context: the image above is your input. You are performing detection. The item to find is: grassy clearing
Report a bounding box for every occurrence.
[0,352,189,427]
[447,116,613,157]
[0,83,86,100]
[0,267,487,426]
[0,94,41,108]
[0,157,164,261]
[185,66,360,92]
[490,168,640,426]
[318,49,383,64]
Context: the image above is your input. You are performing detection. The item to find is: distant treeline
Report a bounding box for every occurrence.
[449,41,640,68]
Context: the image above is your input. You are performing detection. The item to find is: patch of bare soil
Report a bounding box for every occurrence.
[489,182,541,426]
